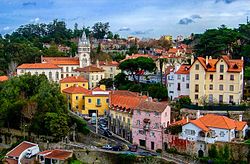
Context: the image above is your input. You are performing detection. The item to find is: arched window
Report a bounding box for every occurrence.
[56,72,59,80]
[49,72,52,80]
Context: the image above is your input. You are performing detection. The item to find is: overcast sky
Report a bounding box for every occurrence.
[0,0,250,38]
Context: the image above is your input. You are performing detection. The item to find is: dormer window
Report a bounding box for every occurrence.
[233,64,238,69]
[220,65,224,73]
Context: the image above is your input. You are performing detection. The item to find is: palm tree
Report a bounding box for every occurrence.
[156,56,168,85]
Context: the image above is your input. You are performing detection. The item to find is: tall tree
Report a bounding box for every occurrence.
[92,22,110,39]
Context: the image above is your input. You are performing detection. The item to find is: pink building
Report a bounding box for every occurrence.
[132,100,171,151]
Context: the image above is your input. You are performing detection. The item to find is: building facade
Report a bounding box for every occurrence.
[189,56,244,105]
[167,64,190,100]
[60,76,88,92]
[132,101,171,151]
[96,60,121,80]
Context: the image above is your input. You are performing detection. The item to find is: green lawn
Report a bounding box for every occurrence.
[69,160,83,164]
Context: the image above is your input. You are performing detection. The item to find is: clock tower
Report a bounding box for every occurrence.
[78,32,90,67]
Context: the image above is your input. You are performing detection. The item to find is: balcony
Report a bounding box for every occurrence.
[96,103,102,107]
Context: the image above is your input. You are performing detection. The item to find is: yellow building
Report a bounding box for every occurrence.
[189,55,244,105]
[62,85,109,116]
[74,66,105,89]
[60,76,88,92]
[109,90,147,142]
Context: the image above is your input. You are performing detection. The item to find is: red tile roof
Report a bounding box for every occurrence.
[6,141,37,158]
[3,158,18,164]
[93,86,104,91]
[60,76,88,83]
[111,95,143,110]
[175,64,190,74]
[42,57,79,65]
[137,100,168,113]
[74,66,104,72]
[110,90,140,97]
[0,75,8,82]
[195,56,243,72]
[99,61,119,66]
[168,48,178,54]
[188,114,247,132]
[17,63,60,69]
[39,149,73,161]
[171,118,189,126]
[62,86,91,94]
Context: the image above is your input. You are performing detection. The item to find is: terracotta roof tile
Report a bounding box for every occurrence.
[42,57,79,65]
[17,63,60,69]
[190,119,210,132]
[175,64,190,74]
[42,149,73,161]
[111,94,145,110]
[74,66,104,72]
[0,75,8,82]
[235,121,247,131]
[171,118,189,126]
[62,86,91,94]
[6,141,37,158]
[60,76,88,83]
[99,61,119,66]
[92,86,104,91]
[136,101,168,113]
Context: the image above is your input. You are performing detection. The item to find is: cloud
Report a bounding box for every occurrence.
[131,29,153,35]
[178,18,194,25]
[191,14,202,19]
[118,27,131,31]
[22,2,37,7]
[30,17,40,23]
[3,26,10,31]
[215,0,237,4]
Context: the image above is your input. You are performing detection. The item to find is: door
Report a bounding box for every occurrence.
[139,139,146,147]
[151,142,154,150]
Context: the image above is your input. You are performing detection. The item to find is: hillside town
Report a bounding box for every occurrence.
[1,1,250,164]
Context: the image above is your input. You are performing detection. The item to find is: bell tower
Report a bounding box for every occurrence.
[78,32,90,67]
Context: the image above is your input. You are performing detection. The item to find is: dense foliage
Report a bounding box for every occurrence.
[0,74,88,138]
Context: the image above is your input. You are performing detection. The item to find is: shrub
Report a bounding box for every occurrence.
[156,149,162,153]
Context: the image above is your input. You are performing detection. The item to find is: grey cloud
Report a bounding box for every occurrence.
[178,18,194,25]
[22,2,36,6]
[191,14,202,19]
[215,0,237,4]
[118,27,131,31]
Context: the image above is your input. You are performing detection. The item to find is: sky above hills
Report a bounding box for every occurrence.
[0,0,250,38]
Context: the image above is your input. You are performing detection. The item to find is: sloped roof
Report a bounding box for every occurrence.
[136,100,168,113]
[92,86,104,91]
[0,75,8,82]
[17,63,60,69]
[111,94,144,110]
[171,118,189,126]
[39,149,73,161]
[62,86,91,94]
[110,90,140,97]
[99,61,119,66]
[6,141,37,158]
[42,57,79,65]
[74,66,105,72]
[60,76,88,83]
[175,64,190,74]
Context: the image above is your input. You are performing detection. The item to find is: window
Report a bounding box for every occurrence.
[82,95,84,99]
[110,74,113,78]
[209,74,213,80]
[185,129,195,135]
[220,75,223,80]
[71,67,74,72]
[154,123,159,129]
[82,84,85,87]
[127,118,130,125]
[96,75,98,80]
[195,84,199,92]
[66,74,69,77]
[92,76,94,80]
[56,72,59,80]
[76,105,78,109]
[110,67,113,72]
[42,72,45,75]
[209,84,213,90]
[186,83,189,89]
[229,85,234,91]
[220,65,224,73]
[139,130,145,135]
[209,94,213,103]
[137,110,141,115]
[195,64,199,70]
[229,95,234,103]
[195,94,199,100]
[66,84,68,87]
[177,75,181,80]
[220,131,225,137]
[177,83,181,91]
[66,67,69,72]
[76,96,78,100]
[97,99,101,105]
[230,75,234,81]
[154,112,159,116]
[136,120,140,125]
[150,131,155,137]
[186,75,190,80]
[219,85,223,91]
[61,74,64,79]
[101,75,103,79]
[82,105,85,110]
[219,95,223,103]
[35,72,38,76]
[106,98,109,103]
[88,99,91,103]
[49,72,52,79]
[182,77,185,82]
[195,74,199,80]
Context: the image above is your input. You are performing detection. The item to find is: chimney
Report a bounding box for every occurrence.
[205,56,208,65]
[186,116,189,123]
[196,110,200,119]
[191,55,194,64]
[96,59,100,68]
[239,115,243,121]
[209,56,212,60]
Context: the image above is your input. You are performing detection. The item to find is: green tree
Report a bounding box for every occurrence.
[147,84,168,100]
[127,44,138,55]
[156,57,168,85]
[92,22,110,39]
[99,78,113,88]
[114,34,120,40]
[106,31,113,39]
[208,144,218,158]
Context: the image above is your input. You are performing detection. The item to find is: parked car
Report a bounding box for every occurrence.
[112,145,122,151]
[128,144,138,152]
[138,151,158,156]
[102,144,112,150]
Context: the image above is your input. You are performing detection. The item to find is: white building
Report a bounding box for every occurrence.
[179,114,248,143]
[167,64,190,100]
[17,32,91,81]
